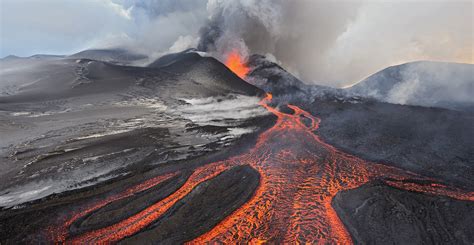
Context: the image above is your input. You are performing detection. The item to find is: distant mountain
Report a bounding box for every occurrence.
[29,54,65,59]
[1,54,64,61]
[1,55,21,60]
[69,48,148,65]
[348,61,474,111]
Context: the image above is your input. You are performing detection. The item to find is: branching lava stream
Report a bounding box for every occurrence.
[50,93,474,244]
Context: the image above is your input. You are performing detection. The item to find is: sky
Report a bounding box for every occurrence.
[0,0,472,87]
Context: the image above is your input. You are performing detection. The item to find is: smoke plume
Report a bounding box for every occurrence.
[196,0,473,87]
[2,0,472,87]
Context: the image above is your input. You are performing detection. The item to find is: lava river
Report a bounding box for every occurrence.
[49,93,474,244]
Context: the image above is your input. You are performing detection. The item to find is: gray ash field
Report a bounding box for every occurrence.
[0,49,473,244]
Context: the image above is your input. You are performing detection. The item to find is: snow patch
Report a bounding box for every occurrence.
[179,95,268,127]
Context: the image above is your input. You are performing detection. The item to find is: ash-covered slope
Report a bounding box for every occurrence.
[69,48,148,65]
[0,59,147,103]
[308,100,474,189]
[0,51,268,211]
[333,181,474,244]
[349,61,474,111]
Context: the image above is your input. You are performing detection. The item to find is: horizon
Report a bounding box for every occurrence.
[1,0,472,86]
[2,48,472,89]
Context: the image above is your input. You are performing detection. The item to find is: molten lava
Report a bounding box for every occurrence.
[225,50,250,79]
[48,173,178,242]
[50,93,474,244]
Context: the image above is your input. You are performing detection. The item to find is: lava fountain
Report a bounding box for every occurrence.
[225,50,250,79]
[50,94,474,244]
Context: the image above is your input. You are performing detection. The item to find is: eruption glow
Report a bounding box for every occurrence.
[225,50,250,79]
[50,94,474,243]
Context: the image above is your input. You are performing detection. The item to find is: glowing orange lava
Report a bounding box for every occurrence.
[225,50,250,79]
[50,93,474,244]
[48,172,178,243]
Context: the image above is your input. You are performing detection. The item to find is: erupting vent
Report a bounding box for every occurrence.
[225,50,250,79]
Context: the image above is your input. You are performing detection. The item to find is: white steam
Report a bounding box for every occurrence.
[198,0,472,87]
[2,0,472,88]
[350,61,474,110]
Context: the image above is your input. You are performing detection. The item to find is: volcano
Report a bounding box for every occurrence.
[0,50,473,244]
[348,61,474,111]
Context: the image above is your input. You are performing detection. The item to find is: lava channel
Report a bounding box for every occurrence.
[50,93,474,244]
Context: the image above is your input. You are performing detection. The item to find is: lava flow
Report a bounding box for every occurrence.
[225,50,250,79]
[50,93,473,244]
[48,172,178,243]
